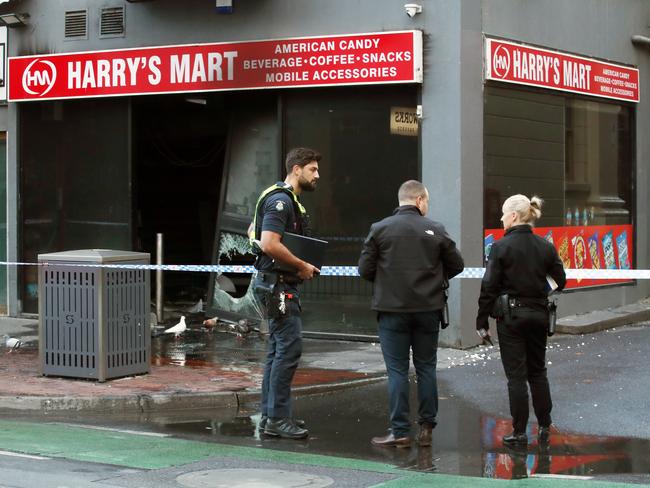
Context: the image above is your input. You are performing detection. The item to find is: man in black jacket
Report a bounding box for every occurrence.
[358,180,464,448]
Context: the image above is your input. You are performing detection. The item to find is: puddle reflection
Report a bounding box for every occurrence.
[370,445,439,473]
[481,416,646,480]
[151,328,268,368]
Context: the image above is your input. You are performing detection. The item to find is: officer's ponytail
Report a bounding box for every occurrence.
[528,196,543,222]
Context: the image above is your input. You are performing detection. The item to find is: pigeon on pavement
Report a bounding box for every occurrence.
[164,316,187,337]
[202,317,249,335]
[203,317,217,329]
[3,335,22,351]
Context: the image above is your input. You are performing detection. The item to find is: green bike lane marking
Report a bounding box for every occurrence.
[0,420,639,488]
[0,419,399,472]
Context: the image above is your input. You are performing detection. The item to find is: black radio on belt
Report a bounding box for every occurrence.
[547,299,558,336]
[441,279,450,329]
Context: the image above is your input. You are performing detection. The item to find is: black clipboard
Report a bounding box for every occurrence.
[274,232,328,272]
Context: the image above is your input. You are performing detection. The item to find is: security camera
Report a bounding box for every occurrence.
[404,3,422,17]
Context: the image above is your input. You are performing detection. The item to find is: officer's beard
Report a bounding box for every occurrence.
[298,177,317,192]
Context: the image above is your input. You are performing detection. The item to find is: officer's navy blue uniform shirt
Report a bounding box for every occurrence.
[255,187,301,272]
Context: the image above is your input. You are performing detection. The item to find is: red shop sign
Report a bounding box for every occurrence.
[485,37,639,103]
[8,31,422,102]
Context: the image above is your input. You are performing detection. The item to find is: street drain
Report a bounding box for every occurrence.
[176,468,335,488]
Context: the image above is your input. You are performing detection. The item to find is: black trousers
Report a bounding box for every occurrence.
[497,307,552,433]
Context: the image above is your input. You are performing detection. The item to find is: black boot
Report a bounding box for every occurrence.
[502,432,528,446]
[264,418,309,439]
[538,425,551,443]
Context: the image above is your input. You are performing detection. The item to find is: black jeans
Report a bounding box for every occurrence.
[497,307,552,434]
[378,311,441,438]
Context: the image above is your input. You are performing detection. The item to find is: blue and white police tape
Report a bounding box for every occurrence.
[1,261,648,280]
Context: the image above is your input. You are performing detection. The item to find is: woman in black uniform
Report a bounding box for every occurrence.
[476,194,566,446]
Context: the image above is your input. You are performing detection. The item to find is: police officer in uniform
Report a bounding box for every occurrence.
[476,194,566,447]
[249,147,320,439]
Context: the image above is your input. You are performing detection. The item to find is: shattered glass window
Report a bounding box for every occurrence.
[209,232,264,325]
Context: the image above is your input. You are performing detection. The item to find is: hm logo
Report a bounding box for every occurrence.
[22,59,57,96]
[492,44,510,78]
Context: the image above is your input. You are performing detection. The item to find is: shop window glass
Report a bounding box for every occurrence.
[484,86,633,228]
[484,86,634,287]
[565,100,633,226]
[285,86,419,334]
[484,87,566,228]
[20,99,130,313]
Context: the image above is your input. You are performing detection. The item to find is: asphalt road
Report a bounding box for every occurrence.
[439,322,650,439]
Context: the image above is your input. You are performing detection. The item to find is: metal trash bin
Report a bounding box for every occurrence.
[38,249,151,382]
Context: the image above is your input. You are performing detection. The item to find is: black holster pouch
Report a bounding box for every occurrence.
[254,272,280,319]
[490,294,510,319]
[547,299,557,337]
[254,271,277,294]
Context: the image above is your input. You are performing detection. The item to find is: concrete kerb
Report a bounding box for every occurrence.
[557,301,650,334]
[0,376,388,414]
[0,391,239,414]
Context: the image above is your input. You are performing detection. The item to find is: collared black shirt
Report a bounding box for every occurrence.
[358,205,464,312]
[476,224,566,330]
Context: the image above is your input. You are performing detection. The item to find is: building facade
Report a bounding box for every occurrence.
[0,0,649,347]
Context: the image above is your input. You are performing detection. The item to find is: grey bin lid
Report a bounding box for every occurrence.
[38,249,150,263]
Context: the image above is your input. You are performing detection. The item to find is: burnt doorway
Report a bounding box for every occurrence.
[132,93,227,306]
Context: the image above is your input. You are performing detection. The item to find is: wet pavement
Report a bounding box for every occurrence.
[1,314,650,484]
[0,317,386,411]
[0,313,494,411]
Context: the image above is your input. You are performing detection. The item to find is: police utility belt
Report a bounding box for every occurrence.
[491,294,558,337]
[255,270,301,319]
[255,270,301,287]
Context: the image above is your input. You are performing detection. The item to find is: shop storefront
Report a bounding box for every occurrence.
[483,37,638,291]
[9,30,422,336]
[2,0,650,347]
